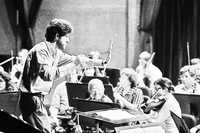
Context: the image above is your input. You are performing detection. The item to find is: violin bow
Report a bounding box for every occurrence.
[144,52,155,74]
[187,42,190,65]
[102,40,113,76]
[0,57,15,66]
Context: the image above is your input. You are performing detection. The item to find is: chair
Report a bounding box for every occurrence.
[170,111,190,133]
[182,113,197,129]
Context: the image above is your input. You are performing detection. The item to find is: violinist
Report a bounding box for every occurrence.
[145,77,181,133]
[114,68,144,110]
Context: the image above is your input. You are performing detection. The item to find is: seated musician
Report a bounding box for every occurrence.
[190,59,200,84]
[114,68,144,110]
[175,65,200,94]
[145,77,181,133]
[86,78,112,103]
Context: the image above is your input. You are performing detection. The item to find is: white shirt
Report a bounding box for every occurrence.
[148,93,181,133]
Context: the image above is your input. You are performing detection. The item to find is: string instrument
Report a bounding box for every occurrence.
[140,89,166,114]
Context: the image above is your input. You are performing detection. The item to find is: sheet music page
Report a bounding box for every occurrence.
[119,128,143,133]
[96,109,136,121]
[118,126,164,133]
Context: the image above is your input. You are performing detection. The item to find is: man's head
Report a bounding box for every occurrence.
[45,18,73,50]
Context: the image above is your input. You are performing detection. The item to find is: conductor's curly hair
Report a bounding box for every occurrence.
[45,18,73,42]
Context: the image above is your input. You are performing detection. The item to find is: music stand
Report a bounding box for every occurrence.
[78,108,151,133]
[72,98,120,112]
[66,83,115,106]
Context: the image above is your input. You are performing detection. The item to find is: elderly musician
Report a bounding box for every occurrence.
[19,18,110,133]
[86,78,112,103]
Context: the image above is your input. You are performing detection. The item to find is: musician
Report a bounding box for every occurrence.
[146,77,181,133]
[191,58,200,65]
[175,65,200,94]
[114,68,144,110]
[190,59,200,84]
[10,48,28,86]
[86,78,112,103]
[136,51,162,89]
[19,18,109,133]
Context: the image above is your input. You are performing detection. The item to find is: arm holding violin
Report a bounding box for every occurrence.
[146,100,170,123]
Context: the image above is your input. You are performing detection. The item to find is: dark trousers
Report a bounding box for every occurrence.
[19,92,51,133]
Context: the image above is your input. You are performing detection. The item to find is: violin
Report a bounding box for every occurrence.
[140,89,166,114]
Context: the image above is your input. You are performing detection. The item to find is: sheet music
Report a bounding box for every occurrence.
[118,126,164,133]
[96,109,136,121]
